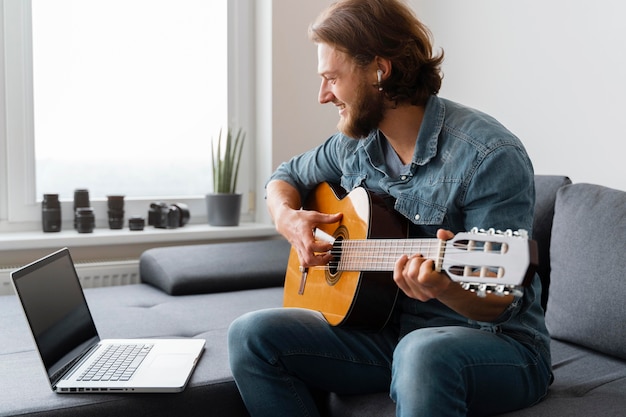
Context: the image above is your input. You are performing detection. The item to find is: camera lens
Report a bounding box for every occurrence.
[73,189,90,209]
[128,216,145,231]
[74,189,91,230]
[107,195,125,229]
[108,210,125,229]
[107,195,124,210]
[173,203,190,227]
[165,205,181,228]
[75,207,95,233]
[42,194,62,233]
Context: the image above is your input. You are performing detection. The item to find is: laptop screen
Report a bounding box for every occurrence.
[11,248,100,383]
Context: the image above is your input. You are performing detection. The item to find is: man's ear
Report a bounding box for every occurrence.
[374,57,392,81]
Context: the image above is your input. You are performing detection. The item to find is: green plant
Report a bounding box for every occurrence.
[211,127,246,193]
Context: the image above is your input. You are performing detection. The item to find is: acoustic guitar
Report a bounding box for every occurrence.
[283,182,538,330]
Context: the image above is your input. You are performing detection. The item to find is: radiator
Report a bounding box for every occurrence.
[0,259,141,296]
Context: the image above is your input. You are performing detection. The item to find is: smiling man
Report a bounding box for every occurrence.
[318,43,388,141]
[228,1,552,416]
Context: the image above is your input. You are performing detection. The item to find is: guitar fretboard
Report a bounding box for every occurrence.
[331,238,444,271]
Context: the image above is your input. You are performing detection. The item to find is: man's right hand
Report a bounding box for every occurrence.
[279,208,342,268]
[266,180,342,268]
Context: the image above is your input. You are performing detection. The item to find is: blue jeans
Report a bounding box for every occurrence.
[228,308,551,417]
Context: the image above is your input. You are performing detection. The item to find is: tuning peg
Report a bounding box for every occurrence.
[476,283,488,298]
[514,229,529,239]
[493,284,505,295]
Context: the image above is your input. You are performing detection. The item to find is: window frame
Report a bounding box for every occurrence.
[0,0,255,232]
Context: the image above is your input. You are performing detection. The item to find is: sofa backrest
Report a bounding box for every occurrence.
[533,175,572,311]
[545,182,626,359]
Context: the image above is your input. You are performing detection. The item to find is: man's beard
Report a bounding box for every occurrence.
[337,77,385,139]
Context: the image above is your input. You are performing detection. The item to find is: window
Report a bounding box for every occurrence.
[32,0,227,198]
[1,0,253,230]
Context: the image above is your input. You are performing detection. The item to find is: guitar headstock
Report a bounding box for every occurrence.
[440,228,538,297]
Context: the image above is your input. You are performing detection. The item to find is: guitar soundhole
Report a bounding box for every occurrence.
[326,226,348,285]
[328,238,342,275]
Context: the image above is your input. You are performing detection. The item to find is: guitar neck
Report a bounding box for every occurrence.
[331,238,443,272]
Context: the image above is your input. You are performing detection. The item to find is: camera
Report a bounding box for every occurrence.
[148,202,190,229]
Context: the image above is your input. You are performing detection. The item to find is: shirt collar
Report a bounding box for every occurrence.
[413,95,444,166]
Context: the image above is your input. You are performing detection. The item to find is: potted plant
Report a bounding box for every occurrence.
[206,127,246,226]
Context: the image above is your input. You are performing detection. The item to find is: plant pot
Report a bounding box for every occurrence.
[206,193,242,226]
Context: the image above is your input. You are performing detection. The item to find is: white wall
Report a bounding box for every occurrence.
[267,0,336,164]
[268,0,626,193]
[255,0,336,223]
[411,0,626,191]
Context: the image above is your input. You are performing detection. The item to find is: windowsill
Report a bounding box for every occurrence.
[0,222,278,252]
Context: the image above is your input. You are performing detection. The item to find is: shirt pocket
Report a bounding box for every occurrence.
[394,194,447,227]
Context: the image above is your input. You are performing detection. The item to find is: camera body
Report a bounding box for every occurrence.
[148,202,190,229]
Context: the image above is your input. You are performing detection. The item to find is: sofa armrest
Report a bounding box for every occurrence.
[139,238,291,295]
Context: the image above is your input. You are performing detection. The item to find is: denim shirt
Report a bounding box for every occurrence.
[269,95,551,366]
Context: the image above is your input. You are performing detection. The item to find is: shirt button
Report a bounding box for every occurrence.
[414,214,420,221]
[400,175,407,180]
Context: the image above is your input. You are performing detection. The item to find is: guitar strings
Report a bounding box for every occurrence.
[329,240,504,251]
[327,241,506,259]
[324,240,508,273]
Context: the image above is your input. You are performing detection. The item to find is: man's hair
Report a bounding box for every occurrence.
[309,0,444,106]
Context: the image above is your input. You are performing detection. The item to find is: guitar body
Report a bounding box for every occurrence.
[283,182,408,330]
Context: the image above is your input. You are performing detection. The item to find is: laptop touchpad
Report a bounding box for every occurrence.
[150,354,194,369]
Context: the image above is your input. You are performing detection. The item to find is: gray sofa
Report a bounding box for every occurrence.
[1,175,625,417]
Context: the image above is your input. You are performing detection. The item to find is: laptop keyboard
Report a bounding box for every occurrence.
[77,343,154,382]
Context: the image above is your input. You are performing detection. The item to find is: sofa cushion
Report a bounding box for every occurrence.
[495,339,626,417]
[0,284,284,417]
[532,175,572,311]
[545,183,626,359]
[140,238,291,295]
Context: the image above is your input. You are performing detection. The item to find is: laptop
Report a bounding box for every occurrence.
[11,247,205,393]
